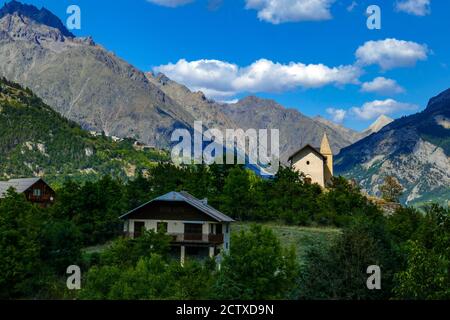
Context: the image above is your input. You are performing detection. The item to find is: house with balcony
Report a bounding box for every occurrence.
[119,191,234,264]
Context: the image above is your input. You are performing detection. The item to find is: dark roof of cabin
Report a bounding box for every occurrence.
[0,177,43,198]
[120,191,235,223]
[288,144,326,162]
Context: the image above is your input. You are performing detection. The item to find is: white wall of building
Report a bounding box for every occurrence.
[292,149,325,187]
[126,219,227,236]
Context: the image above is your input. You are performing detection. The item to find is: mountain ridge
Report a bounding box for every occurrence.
[336,89,450,205]
[221,96,362,161]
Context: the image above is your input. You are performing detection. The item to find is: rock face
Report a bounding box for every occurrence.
[221,96,362,161]
[336,89,450,205]
[146,72,237,132]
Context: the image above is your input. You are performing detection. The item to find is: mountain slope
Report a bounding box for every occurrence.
[221,96,362,161]
[0,77,168,183]
[335,89,450,205]
[0,1,205,148]
[146,72,238,131]
[313,116,363,144]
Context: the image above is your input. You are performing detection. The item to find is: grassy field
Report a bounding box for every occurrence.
[83,242,114,255]
[233,223,341,263]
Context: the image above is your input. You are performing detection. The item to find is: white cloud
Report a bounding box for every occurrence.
[154,59,238,99]
[326,108,347,123]
[154,58,361,99]
[146,0,194,7]
[361,77,405,95]
[395,0,431,16]
[245,0,335,24]
[220,99,239,104]
[356,38,429,70]
[350,99,417,120]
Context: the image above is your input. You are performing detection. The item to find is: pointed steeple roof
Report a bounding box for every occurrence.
[320,133,332,155]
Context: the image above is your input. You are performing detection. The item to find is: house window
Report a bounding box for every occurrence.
[216,224,223,235]
[306,161,311,165]
[134,221,146,238]
[33,189,41,197]
[157,222,168,233]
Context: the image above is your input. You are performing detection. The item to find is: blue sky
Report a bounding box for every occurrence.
[13,0,450,130]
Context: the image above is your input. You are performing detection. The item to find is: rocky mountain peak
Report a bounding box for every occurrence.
[0,0,74,38]
[235,95,285,111]
[154,72,171,85]
[363,115,394,135]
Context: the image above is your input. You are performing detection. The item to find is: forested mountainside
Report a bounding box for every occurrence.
[0,78,168,184]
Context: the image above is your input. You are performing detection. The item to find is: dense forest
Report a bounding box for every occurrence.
[1,162,449,300]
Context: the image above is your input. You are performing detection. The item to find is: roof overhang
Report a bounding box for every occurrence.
[288,144,326,162]
[119,191,235,223]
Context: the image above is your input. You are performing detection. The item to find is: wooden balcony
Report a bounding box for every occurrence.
[125,232,224,244]
[171,233,224,244]
[26,194,53,203]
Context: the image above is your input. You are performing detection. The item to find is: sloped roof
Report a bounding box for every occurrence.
[288,144,325,162]
[0,177,42,198]
[120,191,235,223]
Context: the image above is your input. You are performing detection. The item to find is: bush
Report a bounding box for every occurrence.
[215,224,299,300]
[100,230,171,267]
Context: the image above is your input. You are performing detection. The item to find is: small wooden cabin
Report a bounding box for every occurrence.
[0,178,56,207]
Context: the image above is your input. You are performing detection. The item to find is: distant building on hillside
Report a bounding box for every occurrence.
[0,178,56,207]
[288,133,334,188]
[120,191,234,264]
[133,141,156,151]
